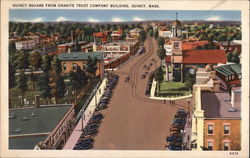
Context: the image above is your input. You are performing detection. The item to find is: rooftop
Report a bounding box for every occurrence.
[9,105,72,149]
[182,49,227,64]
[182,41,209,51]
[201,92,241,118]
[58,52,104,61]
[58,41,88,47]
[9,136,47,149]
[9,105,71,135]
[214,64,241,77]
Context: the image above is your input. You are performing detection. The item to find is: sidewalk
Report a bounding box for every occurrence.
[63,78,107,150]
[183,103,193,150]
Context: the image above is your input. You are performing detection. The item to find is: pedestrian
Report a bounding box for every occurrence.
[164,99,166,104]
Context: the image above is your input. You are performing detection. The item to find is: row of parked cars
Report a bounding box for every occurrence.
[145,72,154,95]
[96,75,119,111]
[73,75,119,150]
[73,112,104,150]
[165,109,187,150]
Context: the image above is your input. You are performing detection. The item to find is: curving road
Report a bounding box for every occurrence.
[92,37,189,150]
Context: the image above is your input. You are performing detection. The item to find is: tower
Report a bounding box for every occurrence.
[172,12,182,37]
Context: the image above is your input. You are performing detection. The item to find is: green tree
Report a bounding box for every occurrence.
[139,29,146,42]
[15,50,30,71]
[155,67,164,97]
[207,33,215,42]
[231,51,240,64]
[39,72,52,104]
[68,66,88,103]
[157,46,166,66]
[154,29,159,39]
[148,29,154,37]
[86,56,97,77]
[185,73,196,90]
[41,55,52,73]
[158,37,164,47]
[227,52,233,62]
[9,42,17,88]
[50,57,66,104]
[17,71,28,105]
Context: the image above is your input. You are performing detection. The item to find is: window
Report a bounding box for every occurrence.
[208,125,214,134]
[63,63,67,70]
[72,63,77,70]
[224,142,229,150]
[208,141,213,150]
[174,42,180,49]
[224,125,230,135]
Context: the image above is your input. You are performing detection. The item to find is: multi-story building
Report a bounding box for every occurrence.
[57,41,89,54]
[129,28,141,39]
[158,26,172,38]
[191,69,241,151]
[58,51,105,79]
[15,39,39,50]
[111,29,122,41]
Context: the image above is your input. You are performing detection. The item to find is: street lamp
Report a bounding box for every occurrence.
[81,111,85,132]
[181,129,186,150]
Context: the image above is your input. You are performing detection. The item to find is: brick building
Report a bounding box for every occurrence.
[58,52,104,79]
[191,80,241,151]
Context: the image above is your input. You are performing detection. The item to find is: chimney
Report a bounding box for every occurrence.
[71,31,74,43]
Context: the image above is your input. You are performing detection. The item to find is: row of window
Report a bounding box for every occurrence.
[207,141,230,150]
[207,124,230,135]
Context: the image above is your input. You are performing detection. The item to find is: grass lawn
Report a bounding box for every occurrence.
[158,81,190,97]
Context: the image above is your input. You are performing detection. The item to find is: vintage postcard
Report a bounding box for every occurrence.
[0,0,249,158]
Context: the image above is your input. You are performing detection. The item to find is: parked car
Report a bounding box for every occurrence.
[174,113,187,119]
[166,135,182,142]
[83,129,98,135]
[177,109,186,114]
[85,123,99,130]
[74,143,93,150]
[167,145,182,150]
[173,118,186,124]
[93,113,104,120]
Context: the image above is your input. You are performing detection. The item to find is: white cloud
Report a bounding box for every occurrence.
[56,16,68,22]
[112,17,123,22]
[13,17,44,22]
[31,17,43,22]
[88,18,99,22]
[206,16,221,21]
[133,17,144,21]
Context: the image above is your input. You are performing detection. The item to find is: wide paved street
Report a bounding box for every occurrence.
[93,37,189,150]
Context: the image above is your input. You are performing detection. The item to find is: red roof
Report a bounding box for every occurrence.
[182,41,209,51]
[93,32,108,37]
[182,49,227,64]
[165,55,171,63]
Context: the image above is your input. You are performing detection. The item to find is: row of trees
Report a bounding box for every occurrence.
[9,21,143,39]
[10,46,98,105]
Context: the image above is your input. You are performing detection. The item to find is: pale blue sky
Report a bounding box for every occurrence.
[9,10,241,22]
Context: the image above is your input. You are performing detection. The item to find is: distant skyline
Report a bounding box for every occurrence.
[9,10,241,23]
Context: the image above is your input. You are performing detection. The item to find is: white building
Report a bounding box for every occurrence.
[15,39,39,50]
